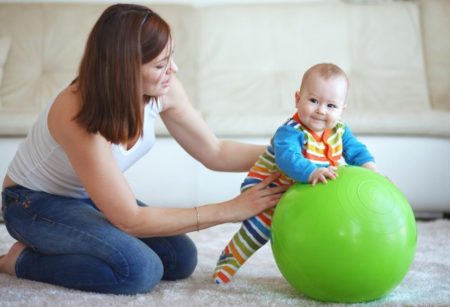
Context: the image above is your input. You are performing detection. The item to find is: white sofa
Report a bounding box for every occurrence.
[0,1,449,216]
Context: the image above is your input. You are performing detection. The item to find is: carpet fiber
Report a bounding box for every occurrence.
[1,220,449,306]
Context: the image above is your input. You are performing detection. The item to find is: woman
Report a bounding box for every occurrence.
[0,4,285,294]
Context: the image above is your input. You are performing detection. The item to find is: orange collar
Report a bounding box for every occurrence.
[292,113,332,143]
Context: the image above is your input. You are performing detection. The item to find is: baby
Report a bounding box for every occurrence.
[213,63,378,284]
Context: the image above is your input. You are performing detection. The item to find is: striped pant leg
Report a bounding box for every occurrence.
[213,208,274,284]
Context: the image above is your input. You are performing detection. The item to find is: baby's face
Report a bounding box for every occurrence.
[295,74,347,137]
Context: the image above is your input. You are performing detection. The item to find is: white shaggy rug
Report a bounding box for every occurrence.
[1,220,449,307]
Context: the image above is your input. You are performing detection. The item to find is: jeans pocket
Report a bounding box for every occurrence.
[2,188,21,215]
[2,187,39,250]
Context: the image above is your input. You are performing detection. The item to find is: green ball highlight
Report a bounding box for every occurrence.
[271,166,417,303]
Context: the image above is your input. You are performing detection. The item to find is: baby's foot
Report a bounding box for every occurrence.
[213,248,242,284]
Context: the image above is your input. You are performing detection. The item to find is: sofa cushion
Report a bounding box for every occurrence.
[0,36,10,97]
[193,2,449,137]
[0,3,196,135]
[0,2,448,138]
[420,0,450,112]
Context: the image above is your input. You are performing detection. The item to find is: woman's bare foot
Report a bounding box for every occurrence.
[0,242,27,276]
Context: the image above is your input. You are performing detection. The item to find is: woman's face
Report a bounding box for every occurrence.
[141,40,178,97]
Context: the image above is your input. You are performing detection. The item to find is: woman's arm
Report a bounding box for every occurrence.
[160,76,264,172]
[48,86,284,237]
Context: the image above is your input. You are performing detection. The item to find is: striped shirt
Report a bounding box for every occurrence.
[241,113,374,191]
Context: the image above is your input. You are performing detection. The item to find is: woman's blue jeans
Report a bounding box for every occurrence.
[1,185,197,294]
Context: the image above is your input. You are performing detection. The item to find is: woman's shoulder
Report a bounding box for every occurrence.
[48,85,98,146]
[160,76,189,111]
[50,84,81,118]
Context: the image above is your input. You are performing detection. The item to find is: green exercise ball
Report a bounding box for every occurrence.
[271,166,417,303]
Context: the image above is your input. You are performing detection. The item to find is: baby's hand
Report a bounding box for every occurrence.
[308,166,338,186]
[362,162,379,173]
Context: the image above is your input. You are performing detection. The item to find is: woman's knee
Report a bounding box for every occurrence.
[117,244,164,294]
[121,256,164,294]
[167,235,197,280]
[140,234,198,281]
[162,235,198,281]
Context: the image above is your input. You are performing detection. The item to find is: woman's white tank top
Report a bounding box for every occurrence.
[7,97,163,199]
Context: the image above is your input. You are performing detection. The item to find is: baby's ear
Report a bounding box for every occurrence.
[295,91,301,105]
[342,104,347,111]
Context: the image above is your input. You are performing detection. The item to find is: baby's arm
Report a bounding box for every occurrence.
[273,125,317,183]
[274,126,341,185]
[342,126,378,171]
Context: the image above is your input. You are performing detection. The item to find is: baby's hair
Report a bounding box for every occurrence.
[300,63,349,91]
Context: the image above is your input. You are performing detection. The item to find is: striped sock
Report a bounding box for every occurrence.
[213,208,273,284]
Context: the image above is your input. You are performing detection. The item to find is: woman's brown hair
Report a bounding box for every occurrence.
[74,4,171,144]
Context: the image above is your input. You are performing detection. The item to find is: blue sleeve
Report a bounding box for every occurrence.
[272,125,317,183]
[342,126,375,166]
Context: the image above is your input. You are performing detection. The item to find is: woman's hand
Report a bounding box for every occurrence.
[223,173,288,223]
